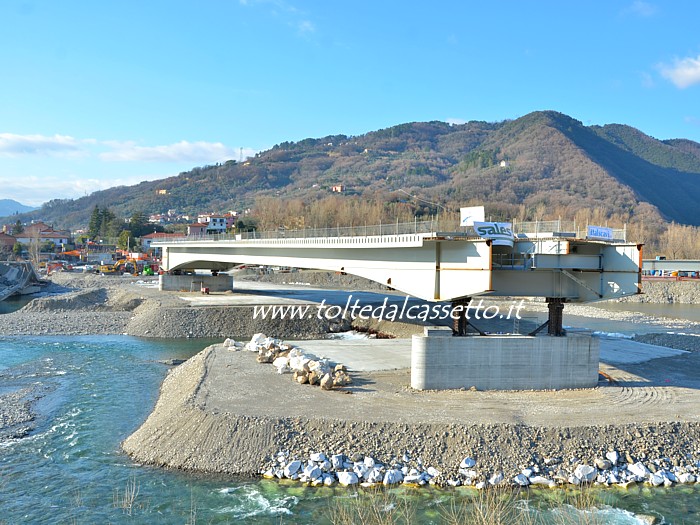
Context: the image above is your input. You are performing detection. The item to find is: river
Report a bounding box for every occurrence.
[1,313,700,523]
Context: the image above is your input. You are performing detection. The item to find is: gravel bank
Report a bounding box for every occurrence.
[633,333,700,352]
[123,342,700,487]
[0,387,40,440]
[622,279,700,304]
[0,272,345,339]
[237,269,389,292]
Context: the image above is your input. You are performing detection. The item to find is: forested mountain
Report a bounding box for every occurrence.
[7,111,700,229]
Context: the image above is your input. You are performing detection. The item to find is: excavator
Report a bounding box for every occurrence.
[98,258,158,276]
[98,259,127,275]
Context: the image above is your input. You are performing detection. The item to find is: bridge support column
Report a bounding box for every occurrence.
[546,298,566,336]
[452,297,472,336]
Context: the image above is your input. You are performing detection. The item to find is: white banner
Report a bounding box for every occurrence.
[460,206,485,227]
[587,225,613,241]
[473,221,514,246]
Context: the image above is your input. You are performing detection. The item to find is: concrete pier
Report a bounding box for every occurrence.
[411,327,599,391]
[159,273,233,292]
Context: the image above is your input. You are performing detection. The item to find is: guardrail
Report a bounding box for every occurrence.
[155,219,628,244]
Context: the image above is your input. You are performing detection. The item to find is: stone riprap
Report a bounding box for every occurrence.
[261,448,700,490]
[226,333,352,389]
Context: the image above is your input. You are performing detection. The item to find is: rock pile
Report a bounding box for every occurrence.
[223,334,352,390]
[260,447,700,490]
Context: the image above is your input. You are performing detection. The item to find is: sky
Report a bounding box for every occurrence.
[1,0,699,207]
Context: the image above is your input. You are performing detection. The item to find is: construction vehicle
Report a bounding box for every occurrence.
[98,260,125,275]
[98,258,159,276]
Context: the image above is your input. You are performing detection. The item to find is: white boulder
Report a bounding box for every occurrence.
[284,460,302,478]
[513,474,530,486]
[272,356,290,374]
[310,452,326,462]
[574,465,597,483]
[366,468,384,484]
[383,469,404,485]
[337,471,359,486]
[649,473,664,487]
[605,450,620,466]
[628,462,651,479]
[529,476,556,488]
[489,472,504,485]
[678,472,696,484]
[303,465,322,481]
[460,457,476,469]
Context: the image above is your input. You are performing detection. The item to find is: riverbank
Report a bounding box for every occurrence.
[623,279,700,304]
[4,270,700,494]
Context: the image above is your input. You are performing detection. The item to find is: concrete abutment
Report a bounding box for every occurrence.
[159,273,234,292]
[411,327,599,391]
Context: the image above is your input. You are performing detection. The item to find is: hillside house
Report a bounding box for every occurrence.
[197,214,229,233]
[0,232,16,253]
[187,223,208,236]
[15,222,71,248]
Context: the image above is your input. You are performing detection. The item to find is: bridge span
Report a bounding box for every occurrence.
[156,220,642,388]
[156,221,641,309]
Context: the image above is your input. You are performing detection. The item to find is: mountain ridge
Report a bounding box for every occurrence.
[4,110,700,229]
[0,199,37,218]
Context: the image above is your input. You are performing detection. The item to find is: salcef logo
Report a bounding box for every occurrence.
[473,221,514,246]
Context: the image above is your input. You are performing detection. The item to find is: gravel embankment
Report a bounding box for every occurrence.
[237,269,390,292]
[0,272,345,338]
[633,333,700,352]
[622,279,700,303]
[123,343,700,487]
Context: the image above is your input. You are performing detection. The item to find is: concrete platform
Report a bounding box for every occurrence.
[598,337,689,364]
[288,338,412,371]
[286,335,689,374]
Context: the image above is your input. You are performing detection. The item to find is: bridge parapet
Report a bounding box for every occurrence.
[154,219,627,246]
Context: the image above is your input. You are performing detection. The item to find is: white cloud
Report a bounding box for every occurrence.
[0,133,255,164]
[0,173,162,207]
[659,55,700,89]
[0,133,86,157]
[240,0,317,37]
[99,140,242,163]
[298,20,315,34]
[446,118,467,126]
[623,1,657,17]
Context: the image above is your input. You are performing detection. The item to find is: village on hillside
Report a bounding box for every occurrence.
[0,210,243,275]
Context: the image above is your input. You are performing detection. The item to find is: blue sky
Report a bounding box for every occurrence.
[1,0,699,206]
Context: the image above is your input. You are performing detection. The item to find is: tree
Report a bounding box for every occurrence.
[128,211,149,237]
[12,242,23,258]
[117,230,136,252]
[88,206,101,239]
[99,207,117,239]
[661,222,690,259]
[13,219,23,235]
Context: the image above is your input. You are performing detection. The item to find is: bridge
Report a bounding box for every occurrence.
[0,262,40,302]
[155,220,642,336]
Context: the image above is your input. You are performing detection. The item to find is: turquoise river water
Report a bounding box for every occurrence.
[1,312,700,523]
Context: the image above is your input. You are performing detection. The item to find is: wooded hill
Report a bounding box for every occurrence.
[9,111,700,230]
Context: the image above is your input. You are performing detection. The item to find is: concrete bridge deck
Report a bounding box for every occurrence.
[155,224,642,305]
